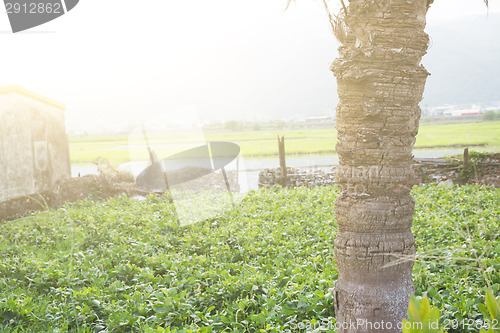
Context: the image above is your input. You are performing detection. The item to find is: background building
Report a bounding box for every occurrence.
[0,85,70,202]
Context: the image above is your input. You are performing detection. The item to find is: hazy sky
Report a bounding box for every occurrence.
[1,0,498,131]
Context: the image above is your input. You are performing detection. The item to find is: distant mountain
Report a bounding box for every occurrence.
[64,13,500,132]
[422,14,500,107]
[244,13,500,122]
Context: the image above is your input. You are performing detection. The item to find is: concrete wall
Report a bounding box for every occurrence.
[0,92,70,202]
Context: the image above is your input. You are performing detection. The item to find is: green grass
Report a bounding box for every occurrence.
[416,122,500,148]
[69,122,500,166]
[0,185,498,332]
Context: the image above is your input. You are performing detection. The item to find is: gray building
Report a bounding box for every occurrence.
[0,85,70,202]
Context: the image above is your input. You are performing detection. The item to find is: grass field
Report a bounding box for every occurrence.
[0,185,498,332]
[69,121,500,165]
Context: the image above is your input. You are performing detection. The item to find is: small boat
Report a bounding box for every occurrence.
[136,142,240,191]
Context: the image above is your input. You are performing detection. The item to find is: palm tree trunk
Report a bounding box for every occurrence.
[332,0,430,331]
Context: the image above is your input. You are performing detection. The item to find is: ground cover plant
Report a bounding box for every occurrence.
[69,121,500,165]
[0,185,498,332]
[403,291,500,333]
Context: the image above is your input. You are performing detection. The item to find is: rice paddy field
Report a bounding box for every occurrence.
[69,122,500,166]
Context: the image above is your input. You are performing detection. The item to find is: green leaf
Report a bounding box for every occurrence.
[408,295,422,322]
[153,305,169,314]
[419,296,431,320]
[485,290,500,320]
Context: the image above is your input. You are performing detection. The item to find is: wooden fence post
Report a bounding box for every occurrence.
[278,136,287,186]
[463,147,469,183]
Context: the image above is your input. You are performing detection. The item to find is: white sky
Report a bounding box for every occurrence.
[0,0,498,132]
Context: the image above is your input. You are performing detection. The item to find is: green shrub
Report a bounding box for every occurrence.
[478,290,500,333]
[482,111,498,122]
[403,295,444,333]
[404,290,500,333]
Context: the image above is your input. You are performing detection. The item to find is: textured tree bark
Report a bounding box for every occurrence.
[332,1,431,331]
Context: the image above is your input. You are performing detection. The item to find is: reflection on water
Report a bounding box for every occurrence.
[70,148,490,191]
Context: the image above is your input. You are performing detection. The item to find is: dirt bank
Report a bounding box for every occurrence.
[259,154,500,189]
[0,173,149,221]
